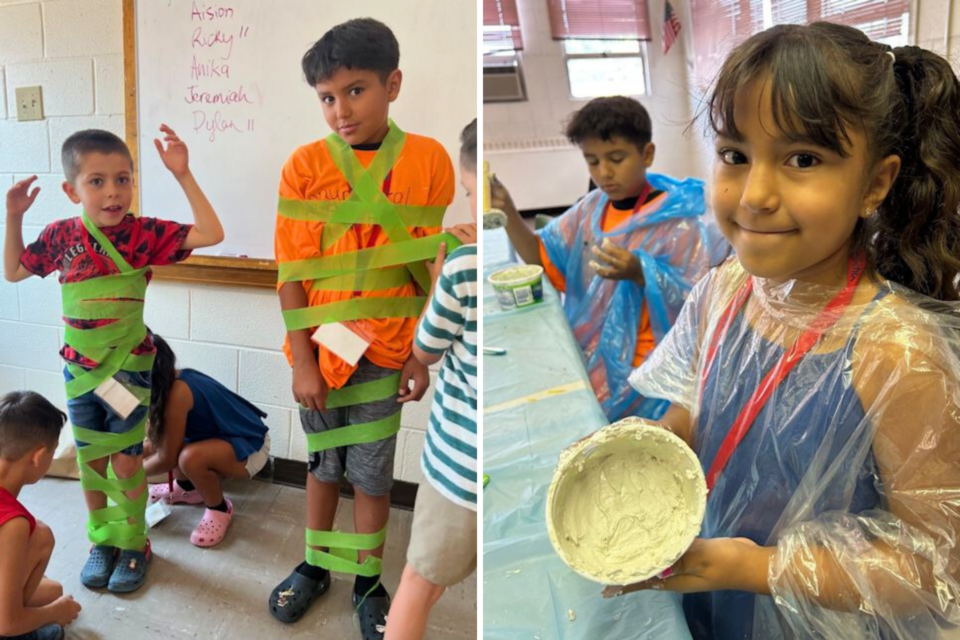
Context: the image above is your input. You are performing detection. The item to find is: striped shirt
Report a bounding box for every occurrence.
[415,244,478,511]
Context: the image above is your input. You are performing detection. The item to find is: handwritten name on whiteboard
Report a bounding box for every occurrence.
[186,2,255,143]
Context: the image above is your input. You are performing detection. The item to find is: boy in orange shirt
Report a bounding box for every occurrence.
[268,18,456,639]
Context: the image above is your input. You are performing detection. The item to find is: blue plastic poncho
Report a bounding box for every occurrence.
[629,258,960,639]
[538,173,719,421]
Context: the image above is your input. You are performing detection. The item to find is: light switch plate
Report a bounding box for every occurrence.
[15,86,43,121]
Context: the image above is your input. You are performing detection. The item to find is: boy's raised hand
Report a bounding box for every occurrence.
[154,124,191,180]
[6,176,40,218]
[590,238,644,285]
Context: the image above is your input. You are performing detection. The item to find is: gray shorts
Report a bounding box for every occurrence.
[300,359,401,497]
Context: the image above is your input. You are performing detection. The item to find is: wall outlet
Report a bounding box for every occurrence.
[15,86,43,121]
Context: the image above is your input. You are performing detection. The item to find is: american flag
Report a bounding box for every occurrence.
[662,0,682,54]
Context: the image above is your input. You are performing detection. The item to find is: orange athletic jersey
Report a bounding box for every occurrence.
[275,133,455,388]
[538,198,662,367]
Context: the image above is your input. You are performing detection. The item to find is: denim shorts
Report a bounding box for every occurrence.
[64,367,151,457]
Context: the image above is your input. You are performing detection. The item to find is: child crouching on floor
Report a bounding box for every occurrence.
[145,335,270,547]
[0,391,81,640]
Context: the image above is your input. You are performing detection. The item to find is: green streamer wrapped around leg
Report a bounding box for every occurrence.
[305,526,387,576]
[302,373,400,575]
[73,413,149,551]
[61,213,154,550]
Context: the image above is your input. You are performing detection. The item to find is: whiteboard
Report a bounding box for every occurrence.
[135,0,477,259]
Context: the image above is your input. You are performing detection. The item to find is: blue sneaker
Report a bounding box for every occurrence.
[107,541,151,593]
[1,623,65,639]
[80,545,118,589]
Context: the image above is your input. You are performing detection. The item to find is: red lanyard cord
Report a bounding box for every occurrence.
[700,256,866,491]
[599,182,653,230]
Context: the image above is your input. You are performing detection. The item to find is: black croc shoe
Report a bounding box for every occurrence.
[268,568,331,624]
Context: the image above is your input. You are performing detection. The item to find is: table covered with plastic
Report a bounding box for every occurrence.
[482,258,692,639]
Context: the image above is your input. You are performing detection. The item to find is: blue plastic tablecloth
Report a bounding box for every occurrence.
[482,256,693,640]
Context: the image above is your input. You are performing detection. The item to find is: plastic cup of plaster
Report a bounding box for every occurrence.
[546,417,707,585]
[483,209,508,230]
[481,161,507,230]
[488,265,544,311]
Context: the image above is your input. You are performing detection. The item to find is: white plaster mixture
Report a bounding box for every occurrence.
[546,418,706,585]
[488,265,542,284]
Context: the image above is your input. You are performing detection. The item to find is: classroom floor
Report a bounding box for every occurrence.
[21,478,477,639]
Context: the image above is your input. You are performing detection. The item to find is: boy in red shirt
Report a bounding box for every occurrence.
[0,391,80,640]
[3,127,224,594]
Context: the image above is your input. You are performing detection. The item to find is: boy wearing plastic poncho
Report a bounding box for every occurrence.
[491,97,718,421]
[613,23,960,640]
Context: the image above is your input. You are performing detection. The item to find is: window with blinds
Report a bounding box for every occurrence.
[484,0,524,60]
[546,0,652,99]
[546,0,652,40]
[690,0,910,85]
[483,0,526,101]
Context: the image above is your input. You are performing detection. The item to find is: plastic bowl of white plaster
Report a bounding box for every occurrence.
[488,265,544,311]
[546,417,707,585]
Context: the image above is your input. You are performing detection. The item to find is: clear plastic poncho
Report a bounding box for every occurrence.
[539,173,719,421]
[628,258,960,639]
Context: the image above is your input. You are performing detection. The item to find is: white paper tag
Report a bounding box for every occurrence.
[146,499,173,528]
[93,378,141,420]
[312,322,370,367]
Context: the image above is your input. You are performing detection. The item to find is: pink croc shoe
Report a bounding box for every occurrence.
[190,498,233,547]
[149,479,204,505]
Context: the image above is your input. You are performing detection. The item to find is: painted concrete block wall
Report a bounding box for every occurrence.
[915,0,960,69]
[0,0,435,485]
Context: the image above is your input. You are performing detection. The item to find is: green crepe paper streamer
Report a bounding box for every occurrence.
[73,420,149,550]
[305,412,402,453]
[276,120,457,296]
[61,215,152,549]
[305,526,387,576]
[311,267,411,292]
[278,198,446,229]
[282,296,427,332]
[277,232,461,284]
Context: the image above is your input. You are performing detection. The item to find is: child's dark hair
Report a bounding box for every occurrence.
[302,18,399,86]
[0,391,66,461]
[706,22,960,301]
[149,334,177,447]
[61,129,134,183]
[565,96,653,151]
[460,118,477,172]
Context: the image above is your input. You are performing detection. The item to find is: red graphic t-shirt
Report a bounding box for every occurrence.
[0,487,36,535]
[20,215,193,367]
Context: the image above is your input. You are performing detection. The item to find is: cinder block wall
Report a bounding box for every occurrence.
[0,0,434,484]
